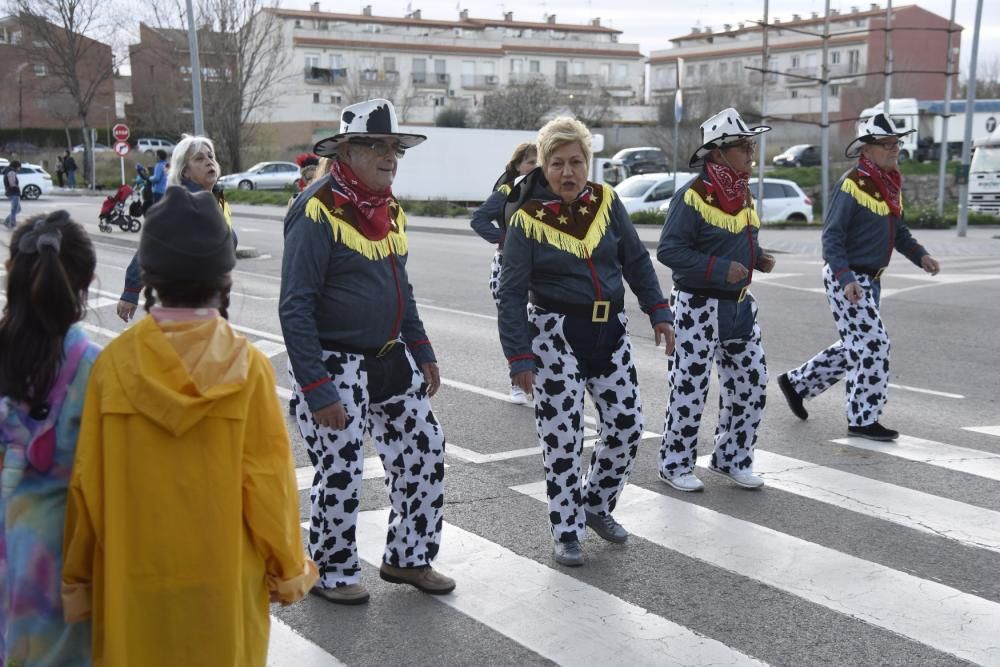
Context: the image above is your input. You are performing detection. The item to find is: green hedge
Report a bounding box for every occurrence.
[224,189,294,205]
[629,210,664,226]
[905,203,1000,228]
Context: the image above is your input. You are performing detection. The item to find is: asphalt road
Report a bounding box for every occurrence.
[5,193,1000,666]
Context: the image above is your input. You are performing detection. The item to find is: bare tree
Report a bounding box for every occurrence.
[479,79,559,130]
[10,0,116,186]
[339,70,419,123]
[961,56,1000,99]
[566,86,618,127]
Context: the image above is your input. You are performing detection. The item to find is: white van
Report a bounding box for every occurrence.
[135,138,176,155]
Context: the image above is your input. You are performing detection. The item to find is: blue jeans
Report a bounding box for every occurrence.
[5,195,20,228]
[66,170,76,188]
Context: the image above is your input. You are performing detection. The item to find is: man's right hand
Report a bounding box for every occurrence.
[843,281,863,304]
[726,261,749,283]
[314,401,347,430]
[511,370,535,397]
[116,300,138,322]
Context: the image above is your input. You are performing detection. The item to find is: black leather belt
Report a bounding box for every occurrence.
[675,283,749,302]
[849,265,886,281]
[320,338,399,357]
[531,295,624,323]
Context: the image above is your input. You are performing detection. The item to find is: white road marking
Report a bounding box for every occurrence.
[829,434,1000,483]
[267,616,345,667]
[254,339,287,358]
[514,481,1000,666]
[355,509,766,667]
[416,302,497,320]
[887,383,964,399]
[295,457,386,489]
[963,425,1000,438]
[700,450,1000,554]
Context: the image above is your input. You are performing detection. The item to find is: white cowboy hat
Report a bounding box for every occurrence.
[313,98,426,157]
[689,107,771,168]
[845,112,915,158]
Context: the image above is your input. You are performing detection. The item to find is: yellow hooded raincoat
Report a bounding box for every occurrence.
[61,315,317,666]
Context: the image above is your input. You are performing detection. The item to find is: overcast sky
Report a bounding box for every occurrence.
[285,0,998,81]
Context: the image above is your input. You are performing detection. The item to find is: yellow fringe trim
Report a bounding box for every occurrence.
[841,177,897,216]
[683,188,760,233]
[508,184,614,258]
[304,198,408,260]
[497,183,512,195]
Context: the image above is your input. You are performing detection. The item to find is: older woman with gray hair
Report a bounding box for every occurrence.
[497,116,675,567]
[117,134,233,321]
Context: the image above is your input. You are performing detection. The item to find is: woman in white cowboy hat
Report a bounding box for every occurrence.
[656,107,776,493]
[776,111,940,441]
[280,98,454,605]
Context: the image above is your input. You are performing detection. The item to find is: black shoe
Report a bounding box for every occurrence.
[778,373,808,420]
[585,510,628,544]
[848,422,899,441]
[553,539,585,566]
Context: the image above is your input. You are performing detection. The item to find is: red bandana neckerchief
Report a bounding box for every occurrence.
[857,154,902,216]
[330,160,394,239]
[704,160,750,215]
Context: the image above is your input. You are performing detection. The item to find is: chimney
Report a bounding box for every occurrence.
[459,8,468,20]
[811,11,819,19]
[738,22,745,29]
[591,17,601,27]
[704,25,713,33]
[310,1,319,11]
[851,6,860,13]
[412,9,421,19]
[792,13,800,21]
[503,11,513,21]
[870,3,879,9]
[723,23,732,32]
[546,14,557,24]
[773,17,781,24]
[362,5,372,16]
[691,26,701,34]
[830,8,839,15]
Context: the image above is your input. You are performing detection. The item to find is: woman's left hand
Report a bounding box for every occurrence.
[921,255,940,275]
[654,322,676,355]
[420,362,441,397]
[758,253,776,273]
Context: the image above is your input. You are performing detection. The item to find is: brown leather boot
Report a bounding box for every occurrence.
[379,563,456,595]
[309,583,370,605]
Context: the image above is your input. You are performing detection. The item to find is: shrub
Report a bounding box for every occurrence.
[224,189,293,206]
[435,107,470,128]
[630,210,664,226]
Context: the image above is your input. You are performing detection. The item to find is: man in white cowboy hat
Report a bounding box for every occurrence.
[776,111,940,441]
[279,98,454,605]
[656,107,777,492]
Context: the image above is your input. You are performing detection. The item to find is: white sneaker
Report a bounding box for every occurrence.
[707,465,765,489]
[509,385,528,405]
[658,471,704,492]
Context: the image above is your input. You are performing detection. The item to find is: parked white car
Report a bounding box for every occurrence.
[614,172,698,215]
[217,161,300,191]
[657,177,813,223]
[135,138,176,155]
[72,143,112,153]
[1,162,53,199]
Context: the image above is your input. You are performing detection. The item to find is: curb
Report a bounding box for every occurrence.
[88,230,260,259]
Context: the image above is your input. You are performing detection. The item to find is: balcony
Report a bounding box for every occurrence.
[360,69,400,85]
[555,73,593,89]
[304,65,347,86]
[461,74,500,89]
[412,72,450,88]
[748,71,779,85]
[509,71,546,85]
[598,77,633,91]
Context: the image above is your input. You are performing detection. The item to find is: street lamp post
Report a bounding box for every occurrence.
[16,63,29,154]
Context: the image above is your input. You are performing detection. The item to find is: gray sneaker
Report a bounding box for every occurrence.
[553,539,585,566]
[585,510,628,543]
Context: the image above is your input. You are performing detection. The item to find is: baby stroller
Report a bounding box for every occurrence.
[98,184,142,233]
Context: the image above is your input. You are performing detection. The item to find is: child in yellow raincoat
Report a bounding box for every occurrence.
[62,187,317,666]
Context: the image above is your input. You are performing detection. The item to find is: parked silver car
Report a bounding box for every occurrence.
[217,161,300,191]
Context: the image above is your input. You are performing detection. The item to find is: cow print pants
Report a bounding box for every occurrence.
[786,264,890,427]
[530,306,645,544]
[289,348,446,588]
[489,249,503,307]
[659,290,768,478]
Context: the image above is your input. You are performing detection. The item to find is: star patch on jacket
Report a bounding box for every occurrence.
[507,182,613,258]
[682,177,760,234]
[840,167,901,217]
[304,184,408,260]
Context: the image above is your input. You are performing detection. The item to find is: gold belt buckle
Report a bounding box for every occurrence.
[592,300,611,323]
[376,340,398,357]
[737,285,749,303]
[873,267,886,281]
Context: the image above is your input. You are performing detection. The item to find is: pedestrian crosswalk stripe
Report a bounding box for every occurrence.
[254,339,287,358]
[963,425,1000,438]
[700,450,1000,554]
[886,382,964,399]
[267,616,346,666]
[512,481,1000,665]
[830,434,1000,483]
[355,509,766,667]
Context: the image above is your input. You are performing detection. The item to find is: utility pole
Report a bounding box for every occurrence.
[673,58,684,184]
[883,0,893,116]
[820,0,831,220]
[186,0,205,135]
[956,0,984,237]
[756,0,769,220]
[16,63,29,153]
[937,0,956,216]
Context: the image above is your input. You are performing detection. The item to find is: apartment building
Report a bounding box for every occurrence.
[253,4,647,144]
[647,4,960,138]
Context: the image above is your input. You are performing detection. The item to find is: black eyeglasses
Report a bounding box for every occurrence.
[872,140,904,150]
[348,140,406,159]
[724,140,757,154]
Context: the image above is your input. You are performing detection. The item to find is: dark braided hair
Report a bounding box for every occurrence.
[0,211,95,409]
[142,272,233,320]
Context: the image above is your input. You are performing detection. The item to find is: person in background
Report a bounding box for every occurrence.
[63,153,77,190]
[777,112,940,441]
[656,107,776,493]
[62,187,317,666]
[497,117,674,567]
[149,149,169,205]
[55,156,65,188]
[470,142,537,404]
[0,211,98,666]
[117,135,232,322]
[3,161,20,230]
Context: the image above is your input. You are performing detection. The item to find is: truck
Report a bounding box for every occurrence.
[969,129,1000,215]
[858,98,1000,162]
[310,125,611,202]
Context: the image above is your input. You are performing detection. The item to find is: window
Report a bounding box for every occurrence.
[615,63,627,80]
[781,184,801,198]
[529,60,540,73]
[33,63,47,77]
[330,94,341,104]
[698,63,708,77]
[383,56,396,72]
[791,56,800,68]
[805,53,817,68]
[434,59,446,74]
[830,84,840,96]
[304,53,319,68]
[762,182,786,199]
[556,61,568,83]
[848,49,860,73]
[571,61,584,75]
[412,58,427,73]
[720,62,728,77]
[317,20,329,30]
[312,92,320,103]
[360,55,375,70]
[648,181,675,200]
[790,90,798,98]
[831,51,841,65]
[685,64,694,79]
[294,19,302,27]
[600,63,611,81]
[329,54,343,68]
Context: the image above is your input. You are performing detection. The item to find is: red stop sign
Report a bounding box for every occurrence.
[112,123,130,142]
